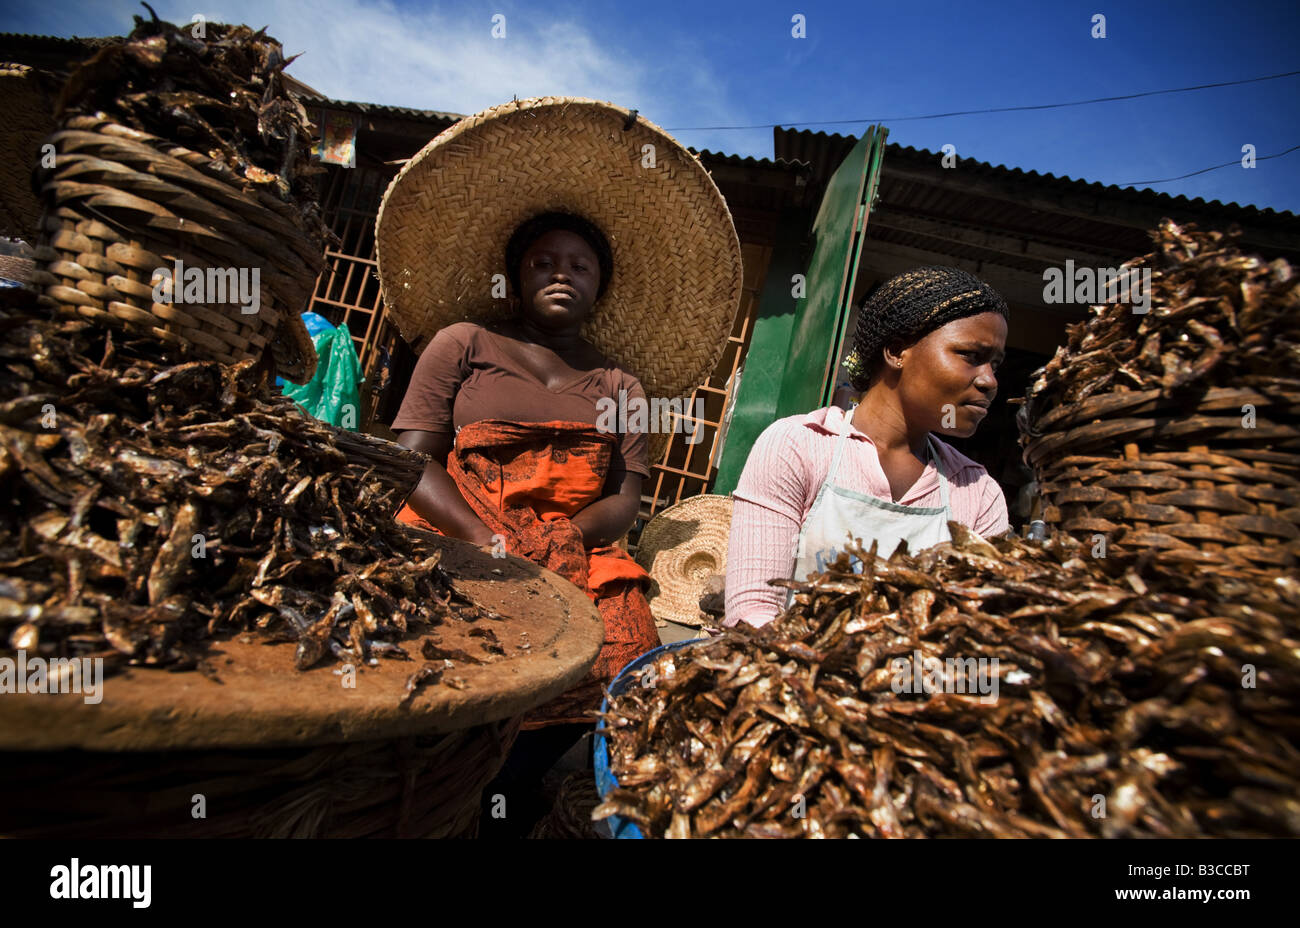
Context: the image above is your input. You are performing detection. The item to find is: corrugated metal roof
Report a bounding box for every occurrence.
[294,93,464,127]
[0,32,116,50]
[693,149,810,173]
[775,127,1299,223]
[0,32,117,72]
[887,141,1298,223]
[771,128,858,193]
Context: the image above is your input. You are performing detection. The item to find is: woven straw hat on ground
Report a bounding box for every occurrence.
[0,63,56,243]
[375,96,742,414]
[635,493,733,626]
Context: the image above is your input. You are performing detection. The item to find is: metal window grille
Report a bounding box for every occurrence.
[304,163,399,424]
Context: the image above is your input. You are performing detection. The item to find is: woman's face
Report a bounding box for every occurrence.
[895,312,1007,438]
[516,229,602,331]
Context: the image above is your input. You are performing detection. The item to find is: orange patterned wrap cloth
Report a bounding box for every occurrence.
[397,420,659,727]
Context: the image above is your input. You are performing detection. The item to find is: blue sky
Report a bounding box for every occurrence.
[6,0,1298,212]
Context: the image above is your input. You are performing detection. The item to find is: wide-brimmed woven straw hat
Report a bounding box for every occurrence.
[375,96,742,411]
[635,493,733,626]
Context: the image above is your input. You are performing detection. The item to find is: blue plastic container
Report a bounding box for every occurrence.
[592,637,706,839]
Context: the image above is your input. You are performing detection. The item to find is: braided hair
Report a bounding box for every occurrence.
[505,211,614,302]
[843,266,1008,391]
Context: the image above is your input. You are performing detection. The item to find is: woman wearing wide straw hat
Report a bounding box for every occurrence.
[375,96,741,831]
[725,266,1011,629]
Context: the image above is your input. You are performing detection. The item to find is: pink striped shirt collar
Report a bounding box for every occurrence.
[796,405,986,504]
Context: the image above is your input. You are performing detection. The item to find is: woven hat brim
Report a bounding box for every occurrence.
[375,97,742,412]
[635,494,733,626]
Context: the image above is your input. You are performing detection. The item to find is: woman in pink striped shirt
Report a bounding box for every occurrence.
[725,266,1011,628]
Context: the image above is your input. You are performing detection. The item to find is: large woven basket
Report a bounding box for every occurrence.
[30,114,323,383]
[1020,223,1299,570]
[1023,387,1299,569]
[0,716,520,839]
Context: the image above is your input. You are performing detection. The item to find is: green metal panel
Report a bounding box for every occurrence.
[712,126,888,495]
[712,207,808,495]
[777,125,887,417]
[821,131,887,407]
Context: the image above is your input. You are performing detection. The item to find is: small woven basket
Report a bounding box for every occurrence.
[30,114,323,383]
[528,770,602,840]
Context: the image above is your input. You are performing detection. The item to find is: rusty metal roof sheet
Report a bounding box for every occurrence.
[293,93,464,127]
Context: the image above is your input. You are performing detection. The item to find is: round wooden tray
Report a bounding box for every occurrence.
[0,533,604,751]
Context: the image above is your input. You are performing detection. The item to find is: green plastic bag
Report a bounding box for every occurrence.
[282,323,364,429]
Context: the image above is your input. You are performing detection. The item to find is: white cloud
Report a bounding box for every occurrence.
[21,0,763,157]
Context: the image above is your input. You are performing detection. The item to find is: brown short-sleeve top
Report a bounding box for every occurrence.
[391,322,650,478]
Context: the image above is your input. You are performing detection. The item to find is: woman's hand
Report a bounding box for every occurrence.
[570,471,642,549]
[396,429,497,545]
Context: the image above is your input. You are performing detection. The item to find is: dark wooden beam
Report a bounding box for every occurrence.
[869,208,1122,267]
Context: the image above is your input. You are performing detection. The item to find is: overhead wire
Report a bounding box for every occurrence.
[1119,143,1300,186]
[662,69,1300,131]
[663,68,1300,196]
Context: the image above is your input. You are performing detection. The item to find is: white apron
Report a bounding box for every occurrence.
[787,420,952,604]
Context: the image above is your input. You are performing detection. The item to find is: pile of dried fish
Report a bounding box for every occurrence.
[596,525,1300,837]
[0,299,496,686]
[1020,219,1298,424]
[54,5,327,250]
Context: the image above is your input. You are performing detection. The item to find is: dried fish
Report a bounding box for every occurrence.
[596,526,1300,838]
[400,663,444,708]
[53,11,330,251]
[1020,220,1299,454]
[0,301,495,704]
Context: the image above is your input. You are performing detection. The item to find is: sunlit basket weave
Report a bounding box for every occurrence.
[29,114,323,383]
[1023,384,1300,569]
[0,716,521,839]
